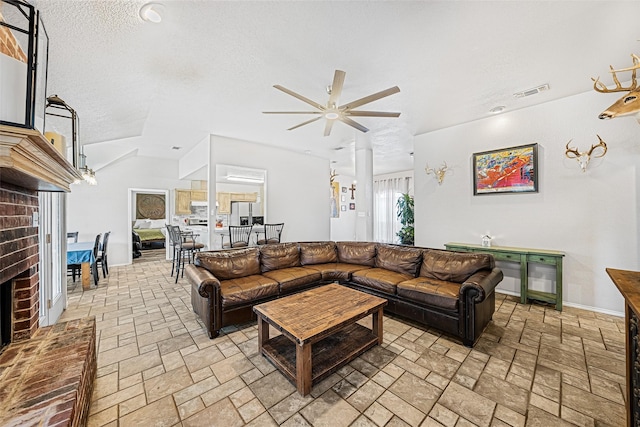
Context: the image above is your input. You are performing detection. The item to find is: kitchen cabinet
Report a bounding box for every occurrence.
[217,192,231,214]
[191,190,207,201]
[175,189,191,215]
[230,192,258,202]
[176,189,208,214]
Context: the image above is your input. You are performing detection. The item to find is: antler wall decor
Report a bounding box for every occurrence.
[592,54,640,123]
[329,169,338,185]
[425,162,449,185]
[565,135,607,172]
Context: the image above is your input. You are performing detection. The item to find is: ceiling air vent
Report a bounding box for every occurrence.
[513,84,550,99]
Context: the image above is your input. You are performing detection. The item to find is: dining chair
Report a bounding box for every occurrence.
[168,225,205,283]
[223,225,253,248]
[67,232,80,281]
[95,231,110,278]
[257,223,284,245]
[91,233,101,286]
[166,225,181,277]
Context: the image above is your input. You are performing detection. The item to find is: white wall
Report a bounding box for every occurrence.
[414,89,639,315]
[178,136,209,179]
[210,135,330,245]
[330,174,357,241]
[66,155,191,266]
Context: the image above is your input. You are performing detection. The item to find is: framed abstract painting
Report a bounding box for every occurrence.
[473,143,538,195]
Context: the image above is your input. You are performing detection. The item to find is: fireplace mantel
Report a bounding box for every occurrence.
[0,125,82,192]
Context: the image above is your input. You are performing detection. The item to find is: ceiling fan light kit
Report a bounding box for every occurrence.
[264,70,401,136]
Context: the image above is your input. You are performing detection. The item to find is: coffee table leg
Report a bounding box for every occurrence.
[258,316,269,354]
[296,343,312,395]
[372,308,383,345]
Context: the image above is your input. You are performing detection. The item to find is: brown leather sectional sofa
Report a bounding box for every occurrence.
[185,241,503,347]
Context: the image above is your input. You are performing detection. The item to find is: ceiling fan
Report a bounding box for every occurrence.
[264,70,401,136]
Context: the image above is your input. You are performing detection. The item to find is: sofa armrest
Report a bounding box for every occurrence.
[459,268,503,303]
[185,265,221,298]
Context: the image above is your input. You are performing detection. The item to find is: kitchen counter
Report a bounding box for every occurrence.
[183,225,209,250]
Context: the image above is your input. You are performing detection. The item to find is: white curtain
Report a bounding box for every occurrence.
[373,177,412,243]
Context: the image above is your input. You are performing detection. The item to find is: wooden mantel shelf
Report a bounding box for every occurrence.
[0,125,82,192]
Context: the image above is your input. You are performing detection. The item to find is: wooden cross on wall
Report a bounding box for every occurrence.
[349,183,356,200]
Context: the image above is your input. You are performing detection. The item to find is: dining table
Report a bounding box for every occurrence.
[67,241,97,290]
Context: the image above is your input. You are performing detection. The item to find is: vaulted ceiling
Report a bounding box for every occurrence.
[34,0,640,176]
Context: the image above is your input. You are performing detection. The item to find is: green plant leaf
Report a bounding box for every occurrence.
[396,193,414,245]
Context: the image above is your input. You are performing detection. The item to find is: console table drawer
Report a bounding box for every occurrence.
[529,255,558,265]
[491,252,520,262]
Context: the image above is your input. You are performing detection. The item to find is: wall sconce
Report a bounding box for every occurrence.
[425,162,449,185]
[565,135,607,172]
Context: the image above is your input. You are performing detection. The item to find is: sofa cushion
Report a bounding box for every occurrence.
[220,275,280,308]
[299,242,338,265]
[336,242,376,266]
[397,277,460,311]
[375,244,423,277]
[262,267,322,293]
[195,248,260,280]
[420,249,494,283]
[351,268,413,294]
[304,262,371,282]
[260,242,300,273]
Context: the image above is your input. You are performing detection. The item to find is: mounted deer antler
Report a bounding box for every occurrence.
[329,169,338,184]
[425,162,449,184]
[592,54,640,122]
[565,135,607,172]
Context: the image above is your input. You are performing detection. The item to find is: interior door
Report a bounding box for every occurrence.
[38,192,67,326]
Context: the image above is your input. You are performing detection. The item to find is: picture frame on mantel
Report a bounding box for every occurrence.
[473,143,538,195]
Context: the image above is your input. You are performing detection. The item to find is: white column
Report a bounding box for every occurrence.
[355,133,373,241]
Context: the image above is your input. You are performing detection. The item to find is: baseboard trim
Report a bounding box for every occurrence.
[495,291,623,318]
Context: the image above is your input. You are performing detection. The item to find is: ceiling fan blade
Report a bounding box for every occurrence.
[345,110,401,117]
[273,85,326,111]
[327,70,346,108]
[263,111,322,114]
[339,116,369,133]
[324,119,335,136]
[287,116,322,131]
[340,86,400,110]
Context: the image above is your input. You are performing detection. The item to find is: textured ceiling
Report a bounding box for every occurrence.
[33,0,640,176]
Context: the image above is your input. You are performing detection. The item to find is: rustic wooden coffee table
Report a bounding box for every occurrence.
[253,283,387,395]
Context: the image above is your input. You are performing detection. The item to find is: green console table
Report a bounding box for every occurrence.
[445,242,565,311]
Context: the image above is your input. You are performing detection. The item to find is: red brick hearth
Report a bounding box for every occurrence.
[0,317,96,426]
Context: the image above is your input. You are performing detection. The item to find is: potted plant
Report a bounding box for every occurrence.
[396,193,414,245]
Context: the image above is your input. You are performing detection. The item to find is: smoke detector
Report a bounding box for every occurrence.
[513,84,550,99]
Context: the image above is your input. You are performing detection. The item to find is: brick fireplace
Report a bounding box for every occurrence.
[0,181,40,349]
[0,125,96,426]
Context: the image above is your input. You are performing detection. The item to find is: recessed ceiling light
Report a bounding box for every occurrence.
[489,106,506,114]
[140,3,163,23]
[304,150,311,155]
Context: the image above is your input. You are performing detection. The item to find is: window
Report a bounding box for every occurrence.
[373,176,412,243]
